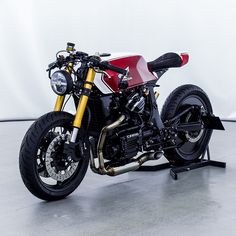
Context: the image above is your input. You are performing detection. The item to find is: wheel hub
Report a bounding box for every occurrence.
[45,134,78,181]
[185,112,204,143]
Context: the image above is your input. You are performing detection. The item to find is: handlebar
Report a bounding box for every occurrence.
[100,61,127,76]
[47,50,128,76]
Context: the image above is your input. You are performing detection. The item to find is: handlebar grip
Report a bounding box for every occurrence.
[101,61,127,75]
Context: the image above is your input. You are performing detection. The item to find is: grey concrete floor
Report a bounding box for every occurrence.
[0,121,235,236]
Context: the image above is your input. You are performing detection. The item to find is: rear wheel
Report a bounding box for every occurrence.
[161,84,212,165]
[19,111,89,201]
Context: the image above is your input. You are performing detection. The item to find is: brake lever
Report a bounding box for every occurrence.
[99,53,111,57]
[46,62,57,72]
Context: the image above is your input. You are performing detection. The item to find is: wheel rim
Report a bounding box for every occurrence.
[36,125,83,191]
[175,95,211,160]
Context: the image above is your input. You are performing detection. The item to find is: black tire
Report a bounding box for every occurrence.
[161,84,212,165]
[19,111,89,201]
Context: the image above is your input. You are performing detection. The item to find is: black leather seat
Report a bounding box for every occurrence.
[147,52,188,72]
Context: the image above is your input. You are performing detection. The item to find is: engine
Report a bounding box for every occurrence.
[103,87,151,161]
[104,126,141,161]
[125,92,145,113]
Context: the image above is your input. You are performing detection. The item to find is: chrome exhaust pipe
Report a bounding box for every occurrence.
[90,115,126,175]
[90,114,163,176]
[106,151,163,176]
[97,114,126,174]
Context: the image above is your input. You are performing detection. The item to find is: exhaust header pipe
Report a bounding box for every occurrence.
[90,115,163,176]
[106,151,162,176]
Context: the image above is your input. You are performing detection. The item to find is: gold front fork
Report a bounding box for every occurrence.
[71,68,96,142]
[73,68,95,128]
[54,96,65,111]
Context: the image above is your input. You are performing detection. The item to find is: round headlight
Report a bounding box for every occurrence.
[50,70,73,95]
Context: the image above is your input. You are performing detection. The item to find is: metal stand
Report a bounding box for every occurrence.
[136,146,226,180]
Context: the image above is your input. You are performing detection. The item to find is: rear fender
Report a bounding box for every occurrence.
[202,115,225,130]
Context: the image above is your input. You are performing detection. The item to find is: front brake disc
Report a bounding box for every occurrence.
[45,135,79,181]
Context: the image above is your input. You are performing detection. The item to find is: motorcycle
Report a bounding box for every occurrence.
[19,42,224,201]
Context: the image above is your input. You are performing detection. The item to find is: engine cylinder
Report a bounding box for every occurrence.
[126,92,145,113]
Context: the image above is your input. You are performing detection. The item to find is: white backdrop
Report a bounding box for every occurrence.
[0,0,235,120]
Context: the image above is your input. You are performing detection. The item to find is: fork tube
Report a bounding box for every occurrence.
[53,63,73,112]
[71,68,95,142]
[54,96,65,111]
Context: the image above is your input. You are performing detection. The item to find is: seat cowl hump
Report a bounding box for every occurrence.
[147,52,189,72]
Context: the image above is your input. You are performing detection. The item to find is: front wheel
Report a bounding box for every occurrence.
[19,111,89,201]
[161,84,213,165]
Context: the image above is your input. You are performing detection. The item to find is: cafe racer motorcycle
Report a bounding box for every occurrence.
[19,43,224,201]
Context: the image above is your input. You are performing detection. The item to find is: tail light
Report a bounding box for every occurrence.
[180,53,189,66]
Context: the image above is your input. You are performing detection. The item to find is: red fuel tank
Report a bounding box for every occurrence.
[102,55,157,93]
